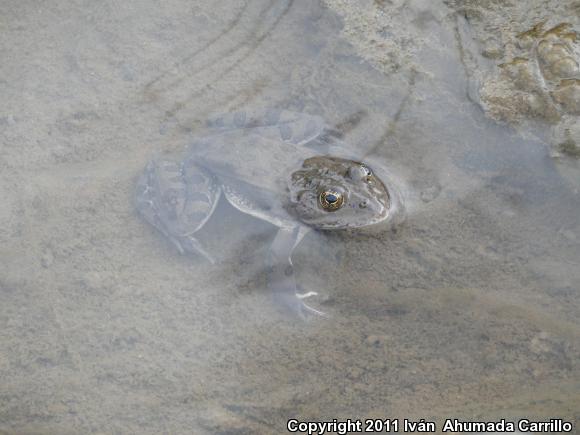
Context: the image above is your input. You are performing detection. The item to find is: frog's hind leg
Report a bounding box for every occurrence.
[180,158,222,262]
[136,158,220,264]
[269,226,327,318]
[207,109,327,146]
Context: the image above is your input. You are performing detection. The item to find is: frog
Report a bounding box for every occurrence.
[136,109,398,316]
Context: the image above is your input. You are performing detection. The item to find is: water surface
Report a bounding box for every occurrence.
[1,0,579,433]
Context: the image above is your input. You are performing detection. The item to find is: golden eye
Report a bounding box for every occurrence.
[319,190,344,211]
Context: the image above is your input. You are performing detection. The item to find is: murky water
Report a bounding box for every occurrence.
[1,0,579,433]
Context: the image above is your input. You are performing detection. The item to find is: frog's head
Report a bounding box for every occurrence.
[289,156,391,229]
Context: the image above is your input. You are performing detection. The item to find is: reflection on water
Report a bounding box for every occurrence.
[0,0,579,433]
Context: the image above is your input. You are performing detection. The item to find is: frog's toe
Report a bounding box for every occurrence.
[175,235,216,264]
[275,288,328,319]
[296,290,319,300]
[300,301,329,319]
[296,288,329,318]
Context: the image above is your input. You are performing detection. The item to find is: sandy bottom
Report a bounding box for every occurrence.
[1,0,579,433]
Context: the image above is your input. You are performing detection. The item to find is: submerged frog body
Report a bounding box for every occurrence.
[136,109,398,316]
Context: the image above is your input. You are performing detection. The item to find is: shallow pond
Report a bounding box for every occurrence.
[1,0,579,433]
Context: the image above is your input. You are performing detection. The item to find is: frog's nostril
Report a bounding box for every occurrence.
[359,201,368,208]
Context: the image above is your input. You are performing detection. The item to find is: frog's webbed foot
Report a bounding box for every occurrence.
[269,226,327,319]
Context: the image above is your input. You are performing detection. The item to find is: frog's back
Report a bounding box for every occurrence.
[193,132,313,187]
[187,110,328,190]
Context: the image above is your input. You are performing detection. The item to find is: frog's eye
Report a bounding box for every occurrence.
[319,190,344,211]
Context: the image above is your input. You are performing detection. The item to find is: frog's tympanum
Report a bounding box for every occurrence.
[136,110,398,316]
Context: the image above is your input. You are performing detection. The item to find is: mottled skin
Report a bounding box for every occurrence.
[136,110,393,316]
[289,156,390,229]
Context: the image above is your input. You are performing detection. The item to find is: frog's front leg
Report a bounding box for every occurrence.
[269,225,326,318]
